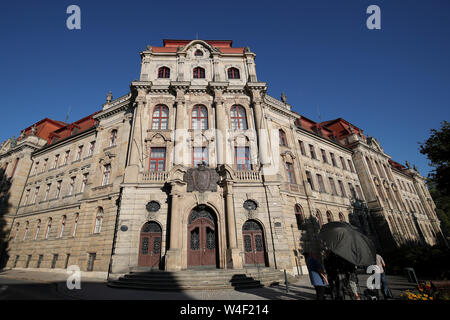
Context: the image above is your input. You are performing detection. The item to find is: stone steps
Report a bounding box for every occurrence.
[108,267,285,291]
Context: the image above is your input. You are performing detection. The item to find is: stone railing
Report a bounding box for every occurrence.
[235,170,261,182]
[142,171,169,182]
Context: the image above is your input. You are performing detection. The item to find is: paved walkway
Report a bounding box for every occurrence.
[0,269,416,300]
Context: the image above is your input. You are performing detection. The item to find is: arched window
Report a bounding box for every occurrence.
[94,208,104,234]
[227,67,240,79]
[59,216,66,238]
[192,105,208,129]
[316,210,323,229]
[194,50,203,57]
[72,213,79,237]
[338,212,345,222]
[157,66,170,78]
[193,67,205,79]
[45,218,52,239]
[279,129,288,146]
[326,211,333,223]
[294,205,304,230]
[152,105,169,130]
[34,219,41,240]
[110,129,118,147]
[230,105,247,130]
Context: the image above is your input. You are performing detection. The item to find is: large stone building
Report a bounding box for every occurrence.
[0,39,445,279]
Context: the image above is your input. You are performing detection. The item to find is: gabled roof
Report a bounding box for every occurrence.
[18,118,67,141]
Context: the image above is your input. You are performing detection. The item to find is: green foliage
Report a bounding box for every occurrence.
[384,243,450,280]
[420,121,450,237]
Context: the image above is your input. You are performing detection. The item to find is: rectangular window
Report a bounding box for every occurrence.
[65,254,70,269]
[88,141,95,156]
[235,147,251,170]
[298,140,306,156]
[55,180,62,198]
[42,159,48,172]
[149,147,166,171]
[32,187,40,204]
[348,183,356,198]
[33,162,39,175]
[24,189,30,205]
[347,159,355,173]
[37,255,43,268]
[338,180,346,197]
[340,157,347,170]
[110,130,117,147]
[87,253,96,272]
[102,164,111,186]
[193,147,209,167]
[329,177,338,196]
[63,151,70,165]
[321,149,328,163]
[26,255,32,268]
[306,171,315,191]
[309,145,317,159]
[69,177,75,195]
[330,153,337,167]
[285,162,296,184]
[14,255,19,268]
[76,146,83,161]
[81,173,88,193]
[51,254,58,269]
[317,174,326,193]
[44,184,51,201]
[52,154,59,169]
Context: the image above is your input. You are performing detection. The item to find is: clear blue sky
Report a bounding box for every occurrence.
[1,0,449,177]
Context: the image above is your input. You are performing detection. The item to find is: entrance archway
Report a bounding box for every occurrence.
[138,221,162,268]
[187,206,218,268]
[242,220,267,266]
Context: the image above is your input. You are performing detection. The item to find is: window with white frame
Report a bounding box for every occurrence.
[32,186,39,204]
[69,177,75,195]
[72,213,79,237]
[55,180,62,198]
[110,129,118,147]
[63,150,70,165]
[94,208,103,234]
[23,221,29,241]
[102,164,111,186]
[76,146,83,161]
[88,141,95,156]
[81,173,88,192]
[45,218,52,239]
[34,220,41,240]
[52,154,59,169]
[44,184,51,201]
[59,216,66,238]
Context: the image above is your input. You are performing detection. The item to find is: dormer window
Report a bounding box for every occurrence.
[194,50,203,57]
[228,67,240,79]
[193,67,205,79]
[158,67,170,79]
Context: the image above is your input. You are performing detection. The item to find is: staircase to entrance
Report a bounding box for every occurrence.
[108,267,289,291]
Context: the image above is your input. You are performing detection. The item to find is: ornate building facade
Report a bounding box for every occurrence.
[0,40,444,279]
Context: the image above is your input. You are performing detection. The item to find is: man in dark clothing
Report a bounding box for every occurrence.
[323,251,343,300]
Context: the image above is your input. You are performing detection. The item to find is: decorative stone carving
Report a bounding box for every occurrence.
[281,92,287,104]
[183,162,220,193]
[243,199,258,211]
[106,91,113,104]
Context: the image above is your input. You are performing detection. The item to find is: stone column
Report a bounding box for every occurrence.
[213,88,226,165]
[165,191,182,271]
[224,182,242,269]
[173,85,188,166]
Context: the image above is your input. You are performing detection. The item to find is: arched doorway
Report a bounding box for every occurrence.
[138,221,162,268]
[187,206,218,268]
[242,220,267,266]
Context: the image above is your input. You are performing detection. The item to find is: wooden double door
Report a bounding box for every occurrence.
[138,222,162,268]
[187,208,217,268]
[243,220,267,265]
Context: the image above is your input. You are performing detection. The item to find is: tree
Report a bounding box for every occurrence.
[420,120,450,236]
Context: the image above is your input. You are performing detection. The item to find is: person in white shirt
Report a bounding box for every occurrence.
[376,254,391,298]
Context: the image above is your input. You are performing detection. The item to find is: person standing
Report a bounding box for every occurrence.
[376,253,391,299]
[305,251,329,300]
[323,251,342,300]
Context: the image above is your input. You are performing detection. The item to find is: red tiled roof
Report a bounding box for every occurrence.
[47,112,100,145]
[149,40,244,54]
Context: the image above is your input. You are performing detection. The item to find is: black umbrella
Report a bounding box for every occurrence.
[318,221,376,267]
